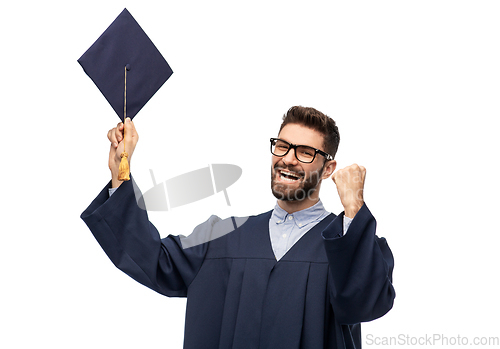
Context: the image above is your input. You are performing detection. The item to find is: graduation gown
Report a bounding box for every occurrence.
[81,179,395,349]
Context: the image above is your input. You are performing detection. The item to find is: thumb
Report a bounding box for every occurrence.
[124,117,138,137]
[123,117,138,154]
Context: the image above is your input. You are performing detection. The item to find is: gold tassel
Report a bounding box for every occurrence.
[118,151,130,181]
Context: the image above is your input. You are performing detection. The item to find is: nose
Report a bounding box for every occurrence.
[282,147,299,166]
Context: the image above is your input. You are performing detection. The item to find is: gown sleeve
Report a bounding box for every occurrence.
[80,177,212,297]
[322,203,396,325]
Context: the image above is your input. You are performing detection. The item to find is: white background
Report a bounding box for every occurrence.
[1,0,499,348]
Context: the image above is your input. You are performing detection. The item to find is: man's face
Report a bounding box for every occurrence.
[271,123,335,203]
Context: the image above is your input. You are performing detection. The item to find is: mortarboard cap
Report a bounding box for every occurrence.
[78,8,173,181]
[78,8,173,121]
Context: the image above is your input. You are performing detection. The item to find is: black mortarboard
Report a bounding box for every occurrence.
[78,8,173,121]
[78,8,173,181]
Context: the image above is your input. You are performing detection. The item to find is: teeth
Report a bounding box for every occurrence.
[281,170,299,178]
[279,170,301,181]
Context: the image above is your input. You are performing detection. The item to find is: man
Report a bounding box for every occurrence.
[81,106,395,348]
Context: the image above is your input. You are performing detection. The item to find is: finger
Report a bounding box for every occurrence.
[124,118,139,149]
[116,122,124,139]
[353,165,364,183]
[115,123,124,142]
[108,128,119,148]
[124,117,131,134]
[124,117,138,137]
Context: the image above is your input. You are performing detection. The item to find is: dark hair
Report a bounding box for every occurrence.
[279,106,340,158]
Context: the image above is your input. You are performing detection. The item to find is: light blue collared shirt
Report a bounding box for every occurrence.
[269,200,352,261]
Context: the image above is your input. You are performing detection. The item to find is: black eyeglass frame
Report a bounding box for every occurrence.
[270,138,333,163]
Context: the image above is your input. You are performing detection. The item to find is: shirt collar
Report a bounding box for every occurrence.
[271,200,329,228]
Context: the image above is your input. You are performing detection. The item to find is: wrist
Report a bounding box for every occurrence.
[111,178,123,189]
[344,202,363,219]
[111,169,124,188]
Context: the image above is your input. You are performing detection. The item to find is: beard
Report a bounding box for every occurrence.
[271,162,324,202]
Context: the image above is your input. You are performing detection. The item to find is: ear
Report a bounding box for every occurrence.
[321,160,336,179]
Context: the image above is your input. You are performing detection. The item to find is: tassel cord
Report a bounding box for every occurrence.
[118,65,130,181]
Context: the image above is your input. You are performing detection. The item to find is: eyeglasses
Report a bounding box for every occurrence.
[270,138,333,163]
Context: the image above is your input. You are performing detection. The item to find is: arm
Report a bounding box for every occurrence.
[81,177,210,297]
[323,204,395,324]
[326,164,395,324]
[83,121,208,296]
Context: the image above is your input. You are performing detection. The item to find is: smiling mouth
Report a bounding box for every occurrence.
[278,169,302,182]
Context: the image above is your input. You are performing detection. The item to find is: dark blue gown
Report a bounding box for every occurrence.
[81,178,395,348]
